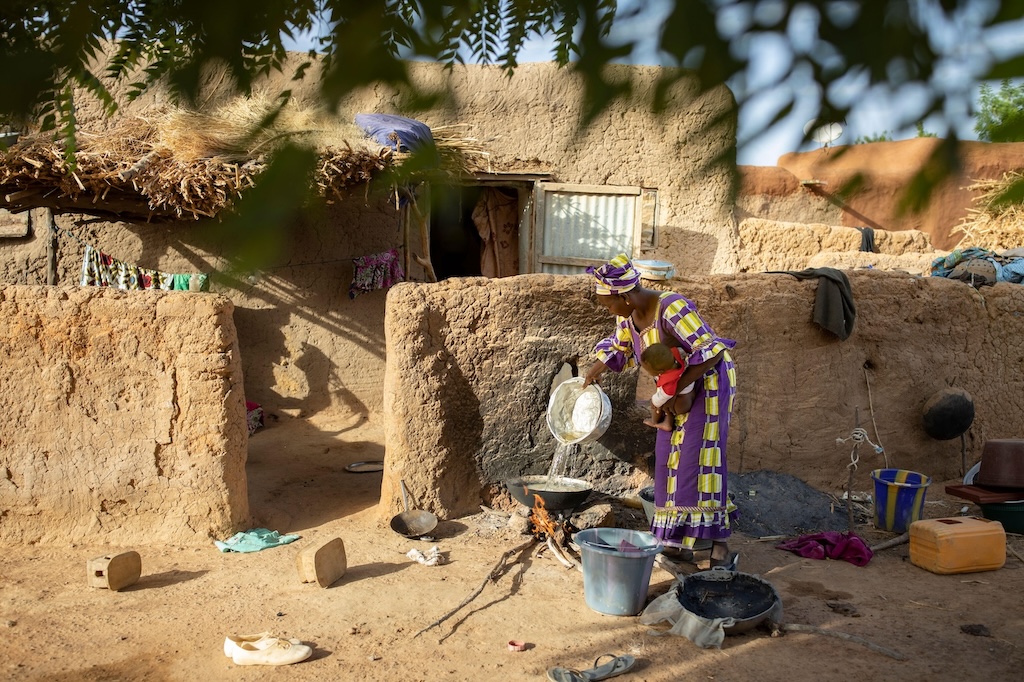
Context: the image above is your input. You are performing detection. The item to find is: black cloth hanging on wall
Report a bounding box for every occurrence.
[769,267,857,341]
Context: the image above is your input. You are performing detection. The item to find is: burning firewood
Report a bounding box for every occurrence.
[530,495,579,571]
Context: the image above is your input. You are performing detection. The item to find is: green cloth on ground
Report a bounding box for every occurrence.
[215,528,301,553]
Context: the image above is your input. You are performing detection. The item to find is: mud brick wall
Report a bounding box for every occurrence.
[0,285,249,545]
[381,272,1024,520]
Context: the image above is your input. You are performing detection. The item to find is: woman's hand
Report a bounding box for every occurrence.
[583,361,607,387]
[663,393,689,416]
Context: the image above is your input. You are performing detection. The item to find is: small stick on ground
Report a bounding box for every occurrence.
[414,537,537,638]
[654,553,686,581]
[782,623,907,661]
[871,532,910,552]
[546,536,578,570]
[1007,543,1024,565]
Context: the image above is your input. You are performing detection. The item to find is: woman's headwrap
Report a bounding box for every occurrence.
[587,253,640,295]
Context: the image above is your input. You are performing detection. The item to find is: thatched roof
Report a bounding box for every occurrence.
[0,98,488,223]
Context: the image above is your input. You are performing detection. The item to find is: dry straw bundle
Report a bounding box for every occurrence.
[0,95,482,221]
[953,171,1024,250]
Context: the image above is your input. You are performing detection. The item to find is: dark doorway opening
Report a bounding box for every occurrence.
[428,183,523,280]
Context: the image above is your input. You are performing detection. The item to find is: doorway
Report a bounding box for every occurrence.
[427,182,524,280]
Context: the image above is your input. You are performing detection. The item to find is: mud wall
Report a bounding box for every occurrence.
[0,285,249,545]
[0,61,735,426]
[382,272,1024,520]
[738,139,1024,250]
[737,218,939,274]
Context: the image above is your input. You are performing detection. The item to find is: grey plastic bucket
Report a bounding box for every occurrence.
[575,528,662,616]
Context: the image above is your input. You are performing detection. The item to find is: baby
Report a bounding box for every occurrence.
[639,343,696,431]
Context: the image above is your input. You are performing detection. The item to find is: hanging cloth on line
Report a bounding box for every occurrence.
[349,248,405,299]
[80,244,209,292]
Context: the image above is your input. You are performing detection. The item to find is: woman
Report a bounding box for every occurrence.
[583,254,738,566]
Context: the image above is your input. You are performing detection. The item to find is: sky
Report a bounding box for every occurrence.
[284,1,1024,166]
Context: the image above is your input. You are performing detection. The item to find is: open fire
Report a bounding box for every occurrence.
[530,495,579,569]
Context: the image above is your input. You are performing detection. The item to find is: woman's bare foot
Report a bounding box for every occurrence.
[710,541,738,569]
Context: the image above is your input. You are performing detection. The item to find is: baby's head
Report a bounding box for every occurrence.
[640,343,679,376]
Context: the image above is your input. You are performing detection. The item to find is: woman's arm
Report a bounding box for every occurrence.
[662,353,720,415]
[583,360,608,387]
[589,317,636,379]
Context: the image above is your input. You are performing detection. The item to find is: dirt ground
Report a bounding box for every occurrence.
[3,415,1024,682]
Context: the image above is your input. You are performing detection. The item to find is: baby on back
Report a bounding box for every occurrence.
[639,343,695,431]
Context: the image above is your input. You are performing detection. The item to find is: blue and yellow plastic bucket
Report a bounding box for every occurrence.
[871,468,931,533]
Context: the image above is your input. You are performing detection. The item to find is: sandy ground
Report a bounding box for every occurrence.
[3,414,1024,682]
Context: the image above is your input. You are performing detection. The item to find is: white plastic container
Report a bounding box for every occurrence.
[633,259,675,280]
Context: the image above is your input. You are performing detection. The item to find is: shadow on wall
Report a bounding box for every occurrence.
[114,206,393,418]
[234,305,368,420]
[435,320,485,507]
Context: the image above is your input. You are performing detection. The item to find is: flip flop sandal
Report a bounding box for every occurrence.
[547,654,636,682]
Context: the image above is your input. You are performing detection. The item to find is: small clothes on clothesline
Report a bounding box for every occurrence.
[349,248,404,299]
[80,244,209,292]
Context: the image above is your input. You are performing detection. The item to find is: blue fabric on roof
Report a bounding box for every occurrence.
[354,113,435,154]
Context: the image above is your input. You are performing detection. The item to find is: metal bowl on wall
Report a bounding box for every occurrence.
[506,475,593,512]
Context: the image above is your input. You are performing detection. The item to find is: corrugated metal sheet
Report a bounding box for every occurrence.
[541,192,635,274]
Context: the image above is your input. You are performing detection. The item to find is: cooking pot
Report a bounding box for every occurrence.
[506,475,592,512]
[389,479,438,539]
[677,568,781,635]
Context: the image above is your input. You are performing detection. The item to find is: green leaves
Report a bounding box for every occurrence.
[3,0,1024,212]
[975,80,1024,143]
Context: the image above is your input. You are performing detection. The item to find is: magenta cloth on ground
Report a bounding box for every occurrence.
[776,531,874,566]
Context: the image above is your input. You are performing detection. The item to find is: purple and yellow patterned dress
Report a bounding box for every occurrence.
[594,291,738,549]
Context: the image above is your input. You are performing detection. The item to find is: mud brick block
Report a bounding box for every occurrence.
[296,537,347,588]
[87,551,142,591]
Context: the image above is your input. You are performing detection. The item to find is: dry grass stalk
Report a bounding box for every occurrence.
[0,97,484,221]
[952,171,1024,250]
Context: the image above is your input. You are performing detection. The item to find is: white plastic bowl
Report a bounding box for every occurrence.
[633,259,675,280]
[546,377,612,445]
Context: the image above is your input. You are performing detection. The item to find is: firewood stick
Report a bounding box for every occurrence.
[1007,543,1024,565]
[414,537,537,638]
[870,532,910,552]
[546,536,577,570]
[781,623,907,661]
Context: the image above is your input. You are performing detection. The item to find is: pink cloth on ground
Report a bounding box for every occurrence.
[776,531,873,566]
